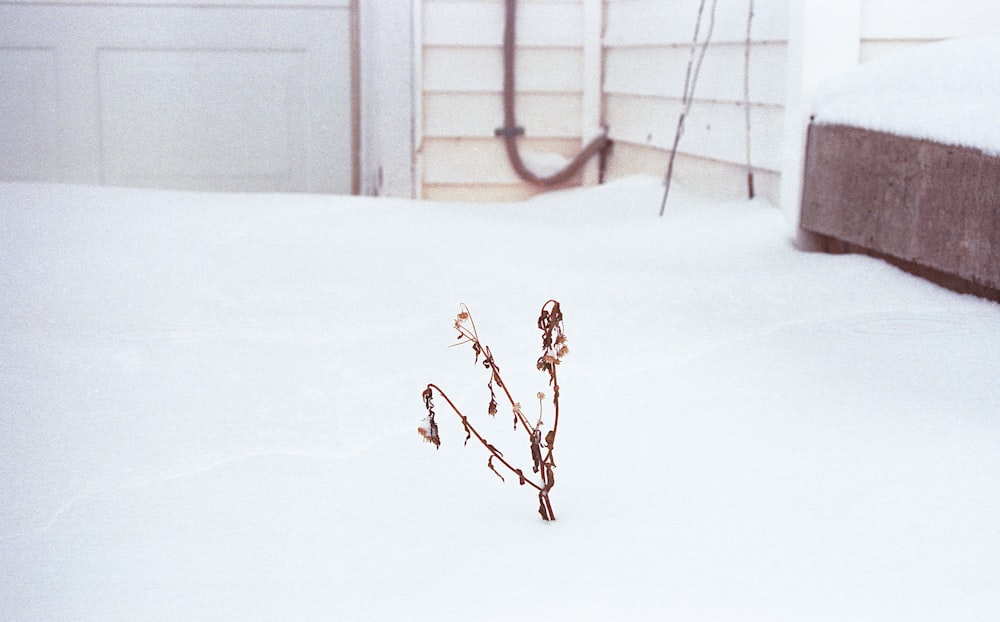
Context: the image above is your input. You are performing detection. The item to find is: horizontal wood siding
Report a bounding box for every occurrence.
[859,0,1000,61]
[420,0,588,201]
[422,137,584,184]
[604,42,786,105]
[603,0,789,204]
[418,1,996,205]
[603,0,789,46]
[604,95,784,171]
[424,93,582,137]
[606,142,780,202]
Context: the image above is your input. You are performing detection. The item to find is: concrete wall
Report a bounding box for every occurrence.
[780,0,1000,225]
[801,124,1000,299]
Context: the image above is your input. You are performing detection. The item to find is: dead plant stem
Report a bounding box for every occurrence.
[425,382,544,493]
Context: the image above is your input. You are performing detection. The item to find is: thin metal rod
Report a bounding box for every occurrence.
[744,0,756,199]
[659,0,718,216]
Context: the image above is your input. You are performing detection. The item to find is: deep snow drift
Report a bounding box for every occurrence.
[2,178,999,620]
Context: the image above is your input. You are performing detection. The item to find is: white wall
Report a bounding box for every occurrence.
[779,0,860,226]
[779,0,1000,226]
[602,0,789,204]
[414,0,792,202]
[358,0,416,198]
[860,0,1000,60]
[0,0,355,193]
[9,1,995,200]
[418,0,592,201]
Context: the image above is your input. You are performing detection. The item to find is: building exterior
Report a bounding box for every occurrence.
[414,0,1000,211]
[2,0,998,208]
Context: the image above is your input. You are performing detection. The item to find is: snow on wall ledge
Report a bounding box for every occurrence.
[813,35,1000,157]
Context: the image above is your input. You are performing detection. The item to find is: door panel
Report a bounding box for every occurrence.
[99,49,308,191]
[0,47,58,180]
[0,3,353,193]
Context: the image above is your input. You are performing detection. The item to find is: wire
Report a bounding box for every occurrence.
[744,0,756,199]
[659,0,719,216]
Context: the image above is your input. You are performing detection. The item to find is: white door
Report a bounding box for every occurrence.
[0,1,354,193]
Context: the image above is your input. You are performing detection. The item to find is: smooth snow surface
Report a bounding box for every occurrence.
[814,35,1000,155]
[2,178,999,620]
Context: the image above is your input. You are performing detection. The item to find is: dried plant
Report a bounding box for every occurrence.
[420,300,567,521]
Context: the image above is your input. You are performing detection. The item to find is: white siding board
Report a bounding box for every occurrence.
[422,47,503,92]
[861,0,1000,40]
[423,46,583,93]
[603,142,781,203]
[419,0,793,200]
[605,0,789,46]
[580,0,603,184]
[605,94,783,171]
[418,0,1000,202]
[419,0,590,199]
[422,137,583,184]
[858,39,928,62]
[424,92,582,137]
[603,0,788,195]
[857,1,1000,62]
[423,1,583,47]
[604,42,786,105]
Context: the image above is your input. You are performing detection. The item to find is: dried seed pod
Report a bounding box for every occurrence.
[417,415,440,448]
[530,429,543,473]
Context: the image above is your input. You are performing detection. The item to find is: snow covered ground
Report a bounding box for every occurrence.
[2,177,999,620]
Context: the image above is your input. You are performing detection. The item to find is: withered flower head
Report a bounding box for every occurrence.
[418,415,440,448]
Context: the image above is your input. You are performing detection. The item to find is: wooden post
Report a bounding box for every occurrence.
[581,0,604,186]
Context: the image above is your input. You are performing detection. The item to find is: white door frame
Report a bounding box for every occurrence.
[357,0,416,198]
[1,0,356,193]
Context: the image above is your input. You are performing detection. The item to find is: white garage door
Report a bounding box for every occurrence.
[0,1,354,193]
